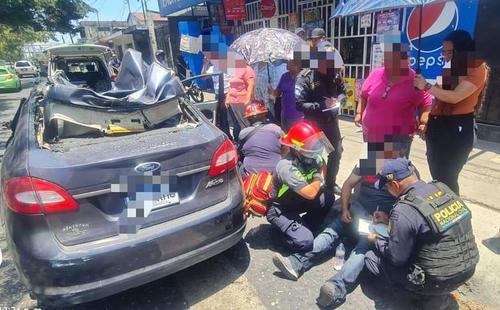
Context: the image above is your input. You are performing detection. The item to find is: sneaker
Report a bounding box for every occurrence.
[272,253,300,281]
[316,281,345,308]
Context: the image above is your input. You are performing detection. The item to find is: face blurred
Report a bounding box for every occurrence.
[287,59,301,74]
[297,31,306,40]
[383,45,410,77]
[442,41,454,62]
[311,37,321,48]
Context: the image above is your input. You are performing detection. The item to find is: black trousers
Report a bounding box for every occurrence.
[216,94,232,139]
[228,104,250,142]
[307,115,342,188]
[426,114,474,195]
[267,189,335,253]
[365,250,475,296]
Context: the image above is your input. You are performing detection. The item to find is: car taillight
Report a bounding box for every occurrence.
[5,74,13,80]
[209,139,238,177]
[3,177,79,214]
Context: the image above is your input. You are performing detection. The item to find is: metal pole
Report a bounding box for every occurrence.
[142,0,158,60]
[126,0,131,14]
[96,11,101,40]
[417,4,423,74]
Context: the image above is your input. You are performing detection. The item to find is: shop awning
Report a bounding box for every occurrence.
[158,0,206,16]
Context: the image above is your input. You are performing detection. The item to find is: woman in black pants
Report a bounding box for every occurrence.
[414,30,488,195]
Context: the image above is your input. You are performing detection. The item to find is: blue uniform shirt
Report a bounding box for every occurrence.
[376,180,436,267]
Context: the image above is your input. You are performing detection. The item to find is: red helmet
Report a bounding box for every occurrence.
[280,120,334,157]
[244,101,268,118]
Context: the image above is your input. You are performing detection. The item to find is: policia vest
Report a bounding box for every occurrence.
[398,181,479,282]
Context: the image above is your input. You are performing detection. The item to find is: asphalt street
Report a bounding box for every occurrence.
[0,82,498,310]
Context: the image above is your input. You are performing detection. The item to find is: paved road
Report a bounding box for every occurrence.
[0,83,498,310]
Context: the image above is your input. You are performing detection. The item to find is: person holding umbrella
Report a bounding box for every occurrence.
[414,30,489,195]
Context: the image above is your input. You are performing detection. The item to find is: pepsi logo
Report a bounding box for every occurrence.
[406,1,459,53]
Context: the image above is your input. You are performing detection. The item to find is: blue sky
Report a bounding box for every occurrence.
[54,0,160,43]
[83,0,160,21]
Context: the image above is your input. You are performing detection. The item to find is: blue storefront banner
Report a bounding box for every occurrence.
[158,0,205,16]
[402,0,479,80]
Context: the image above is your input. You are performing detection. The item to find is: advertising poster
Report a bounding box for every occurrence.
[360,14,372,28]
[376,10,400,33]
[261,0,277,18]
[401,0,479,79]
[289,13,299,28]
[223,0,246,21]
[303,8,323,36]
[371,43,383,69]
[341,78,356,115]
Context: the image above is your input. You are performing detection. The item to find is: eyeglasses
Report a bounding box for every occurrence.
[382,86,391,99]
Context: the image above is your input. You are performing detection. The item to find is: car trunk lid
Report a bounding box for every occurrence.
[28,123,233,245]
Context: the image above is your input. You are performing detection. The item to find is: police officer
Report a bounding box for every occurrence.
[295,28,345,194]
[267,121,335,253]
[318,158,479,308]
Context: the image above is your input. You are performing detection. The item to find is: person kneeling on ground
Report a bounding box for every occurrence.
[267,120,335,253]
[272,142,401,307]
[319,158,479,309]
[238,101,283,180]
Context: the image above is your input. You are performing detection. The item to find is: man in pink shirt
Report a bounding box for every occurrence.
[356,32,432,157]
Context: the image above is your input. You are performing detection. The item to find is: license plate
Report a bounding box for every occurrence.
[152,192,180,210]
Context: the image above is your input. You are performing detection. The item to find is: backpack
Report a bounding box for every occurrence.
[242,171,274,217]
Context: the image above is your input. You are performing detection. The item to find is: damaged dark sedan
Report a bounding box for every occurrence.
[0,45,245,306]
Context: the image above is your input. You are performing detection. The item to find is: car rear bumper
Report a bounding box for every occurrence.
[40,223,245,306]
[6,181,246,306]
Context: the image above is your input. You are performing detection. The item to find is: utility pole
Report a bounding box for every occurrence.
[140,0,158,60]
[96,11,101,40]
[125,0,131,15]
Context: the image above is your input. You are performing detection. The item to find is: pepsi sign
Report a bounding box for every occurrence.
[402,0,479,80]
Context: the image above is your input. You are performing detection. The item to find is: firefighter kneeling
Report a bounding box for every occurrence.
[266,121,335,253]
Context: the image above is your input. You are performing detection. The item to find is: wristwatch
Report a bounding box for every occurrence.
[424,82,433,91]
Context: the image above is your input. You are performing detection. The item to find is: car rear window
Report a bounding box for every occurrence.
[0,69,8,74]
[15,61,31,67]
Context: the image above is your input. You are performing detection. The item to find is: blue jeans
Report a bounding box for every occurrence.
[288,199,375,298]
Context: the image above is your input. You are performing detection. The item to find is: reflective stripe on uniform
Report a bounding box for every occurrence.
[277,167,318,198]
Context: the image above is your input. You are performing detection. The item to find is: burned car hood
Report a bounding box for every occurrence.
[46,49,186,111]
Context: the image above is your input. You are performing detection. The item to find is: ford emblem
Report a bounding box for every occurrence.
[134,162,161,173]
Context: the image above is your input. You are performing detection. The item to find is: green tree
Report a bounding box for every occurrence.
[0,0,94,34]
[0,26,49,62]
